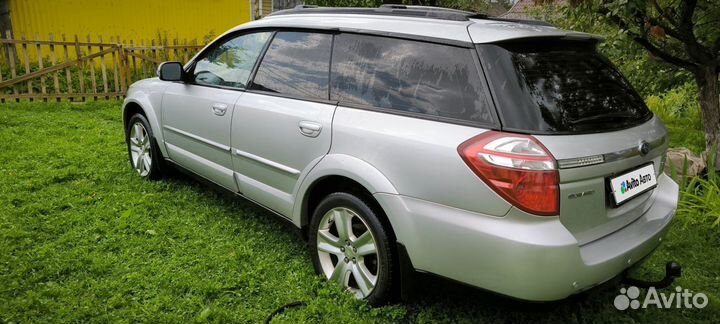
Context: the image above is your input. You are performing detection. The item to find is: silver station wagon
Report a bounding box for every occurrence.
[123,5,679,305]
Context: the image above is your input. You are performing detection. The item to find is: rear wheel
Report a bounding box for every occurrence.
[126,113,163,180]
[309,192,394,305]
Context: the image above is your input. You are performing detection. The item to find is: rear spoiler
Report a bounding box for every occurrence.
[467,20,604,44]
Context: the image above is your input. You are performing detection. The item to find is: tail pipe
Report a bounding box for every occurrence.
[622,261,682,289]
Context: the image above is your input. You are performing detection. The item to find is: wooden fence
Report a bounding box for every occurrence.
[0,33,205,102]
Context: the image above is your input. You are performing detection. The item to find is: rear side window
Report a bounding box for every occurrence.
[331,34,496,125]
[477,41,652,134]
[250,31,332,100]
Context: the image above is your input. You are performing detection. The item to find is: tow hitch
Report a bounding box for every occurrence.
[622,261,682,289]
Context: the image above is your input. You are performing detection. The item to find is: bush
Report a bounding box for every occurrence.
[646,83,702,123]
[645,83,705,153]
[672,149,720,228]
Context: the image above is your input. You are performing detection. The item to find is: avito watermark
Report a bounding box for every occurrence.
[614,286,709,310]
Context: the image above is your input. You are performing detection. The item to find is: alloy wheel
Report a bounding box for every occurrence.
[129,122,152,177]
[316,207,379,298]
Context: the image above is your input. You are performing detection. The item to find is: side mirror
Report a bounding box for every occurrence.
[157,61,184,81]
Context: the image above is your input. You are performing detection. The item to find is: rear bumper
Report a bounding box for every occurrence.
[375,173,679,301]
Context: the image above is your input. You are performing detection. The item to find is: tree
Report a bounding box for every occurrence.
[0,0,10,37]
[0,0,13,66]
[585,0,719,167]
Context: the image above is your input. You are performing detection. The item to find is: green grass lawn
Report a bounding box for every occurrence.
[1,101,718,323]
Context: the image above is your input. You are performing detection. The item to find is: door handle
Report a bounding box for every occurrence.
[212,103,228,116]
[298,121,322,137]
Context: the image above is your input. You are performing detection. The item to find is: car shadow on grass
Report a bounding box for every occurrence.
[402,270,623,319]
[159,163,629,322]
[159,163,305,237]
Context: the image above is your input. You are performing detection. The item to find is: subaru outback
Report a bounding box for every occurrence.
[122,5,679,305]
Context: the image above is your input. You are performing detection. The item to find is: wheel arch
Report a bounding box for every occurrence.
[294,154,399,241]
[123,101,145,129]
[123,92,167,157]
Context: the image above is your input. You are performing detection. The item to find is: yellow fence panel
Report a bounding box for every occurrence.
[9,0,251,50]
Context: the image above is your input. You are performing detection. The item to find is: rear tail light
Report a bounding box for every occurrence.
[458,131,559,216]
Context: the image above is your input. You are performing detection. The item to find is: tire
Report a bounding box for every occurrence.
[125,113,164,180]
[309,192,394,306]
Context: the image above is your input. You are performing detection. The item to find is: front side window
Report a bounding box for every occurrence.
[193,31,272,89]
[331,34,495,125]
[250,32,332,100]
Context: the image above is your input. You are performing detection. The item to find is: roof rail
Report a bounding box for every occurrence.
[293,5,318,9]
[484,17,554,27]
[269,5,487,22]
[378,4,475,15]
[270,5,554,27]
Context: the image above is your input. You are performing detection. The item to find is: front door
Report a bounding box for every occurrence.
[161,30,273,190]
[162,85,240,190]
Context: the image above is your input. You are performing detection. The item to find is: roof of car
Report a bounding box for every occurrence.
[227,6,601,45]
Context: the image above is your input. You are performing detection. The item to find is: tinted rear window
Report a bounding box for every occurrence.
[250,32,331,100]
[331,34,496,125]
[476,41,651,134]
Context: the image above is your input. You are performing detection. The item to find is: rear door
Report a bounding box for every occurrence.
[162,30,272,191]
[476,40,667,244]
[231,31,336,217]
[536,120,667,245]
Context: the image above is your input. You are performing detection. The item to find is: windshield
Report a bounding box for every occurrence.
[476,40,652,134]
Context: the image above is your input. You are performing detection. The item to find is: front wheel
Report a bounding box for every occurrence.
[309,192,394,305]
[126,113,164,180]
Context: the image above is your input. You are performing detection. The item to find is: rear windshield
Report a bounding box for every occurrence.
[476,40,652,134]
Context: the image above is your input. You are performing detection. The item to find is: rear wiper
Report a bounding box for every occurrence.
[569,113,636,125]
